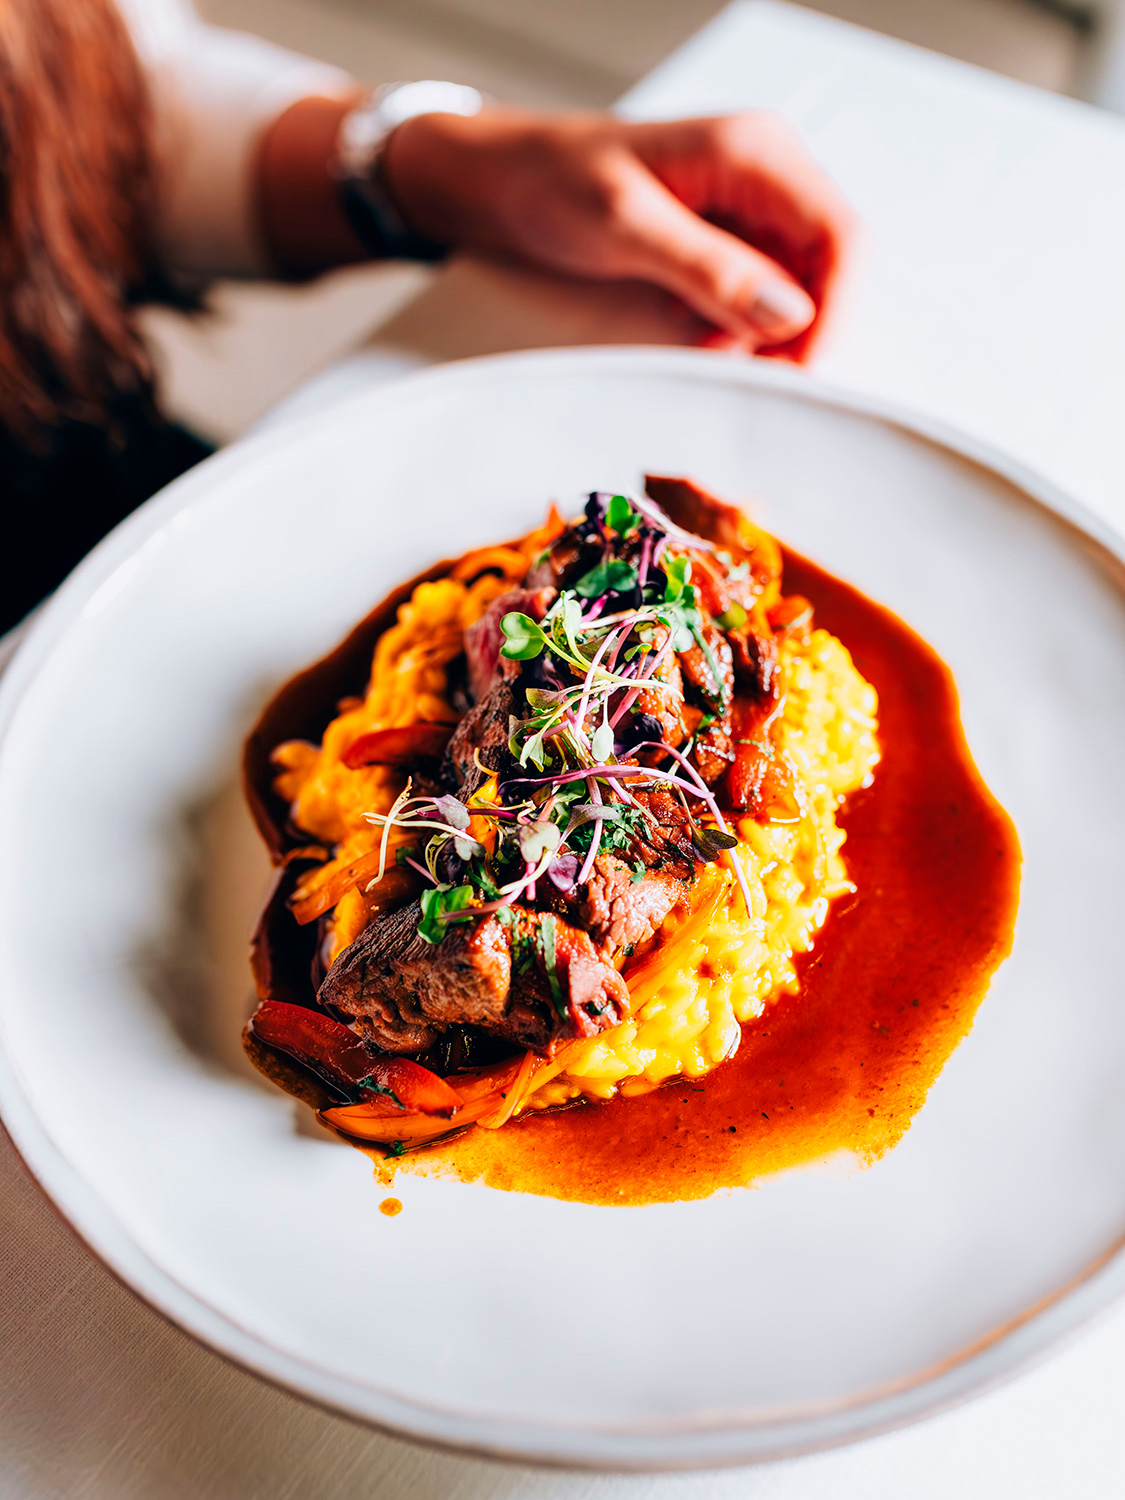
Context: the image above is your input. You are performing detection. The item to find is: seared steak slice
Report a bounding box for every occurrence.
[320,901,627,1055]
[631,782,696,873]
[580,854,689,961]
[443,665,518,798]
[628,625,688,750]
[729,619,780,700]
[679,622,736,785]
[446,589,558,796]
[644,473,782,603]
[464,586,555,703]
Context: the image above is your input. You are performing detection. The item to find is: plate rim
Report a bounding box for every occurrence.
[1,345,1124,1470]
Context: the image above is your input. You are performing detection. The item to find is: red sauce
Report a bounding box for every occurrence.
[396,549,1021,1205]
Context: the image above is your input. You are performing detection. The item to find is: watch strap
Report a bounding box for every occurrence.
[333,81,486,263]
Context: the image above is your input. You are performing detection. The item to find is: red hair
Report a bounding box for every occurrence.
[0,0,157,443]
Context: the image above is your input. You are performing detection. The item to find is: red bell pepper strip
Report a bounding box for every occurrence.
[342,723,454,770]
[248,1000,461,1116]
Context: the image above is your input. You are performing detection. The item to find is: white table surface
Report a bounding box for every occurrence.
[5,3,1125,1495]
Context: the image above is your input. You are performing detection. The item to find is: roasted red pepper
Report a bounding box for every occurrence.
[248,1000,461,1116]
[342,723,454,770]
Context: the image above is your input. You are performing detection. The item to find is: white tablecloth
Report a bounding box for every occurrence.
[5,3,1125,1494]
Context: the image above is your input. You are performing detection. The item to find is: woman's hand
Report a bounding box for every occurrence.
[383,109,854,359]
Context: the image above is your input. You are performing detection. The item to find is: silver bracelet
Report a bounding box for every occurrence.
[333,81,486,262]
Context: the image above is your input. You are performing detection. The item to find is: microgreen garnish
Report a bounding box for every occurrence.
[574,557,638,599]
[500,612,549,661]
[538,913,566,1019]
[606,494,642,537]
[358,491,762,940]
[418,883,474,944]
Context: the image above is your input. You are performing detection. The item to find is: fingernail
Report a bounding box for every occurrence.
[747,277,813,337]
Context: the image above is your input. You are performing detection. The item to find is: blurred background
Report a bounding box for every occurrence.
[146,0,1109,443]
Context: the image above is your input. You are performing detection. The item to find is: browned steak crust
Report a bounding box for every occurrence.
[580,855,690,961]
[319,901,628,1056]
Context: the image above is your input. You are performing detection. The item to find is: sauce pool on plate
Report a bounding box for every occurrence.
[395,549,1021,1204]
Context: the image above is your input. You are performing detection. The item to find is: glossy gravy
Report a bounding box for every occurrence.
[391,549,1021,1205]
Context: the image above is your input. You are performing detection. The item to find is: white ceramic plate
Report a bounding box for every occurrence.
[1,349,1124,1470]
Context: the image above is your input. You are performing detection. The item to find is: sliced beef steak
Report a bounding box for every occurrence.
[644,473,782,603]
[464,586,555,704]
[580,854,689,961]
[320,900,627,1055]
[442,664,517,798]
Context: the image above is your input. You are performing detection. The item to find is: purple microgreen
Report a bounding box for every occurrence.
[432,794,470,831]
[525,687,568,712]
[609,628,676,728]
[575,624,624,732]
[398,854,438,884]
[518,819,561,865]
[584,493,608,537]
[629,739,755,918]
[547,853,580,893]
[576,783,604,886]
[691,826,739,859]
[637,532,653,592]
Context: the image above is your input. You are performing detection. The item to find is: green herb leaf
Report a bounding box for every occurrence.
[663,555,692,603]
[606,494,642,537]
[471,860,502,901]
[418,882,474,945]
[569,804,648,857]
[386,1140,406,1157]
[556,594,586,656]
[538,914,566,1020]
[500,612,548,660]
[574,556,639,599]
[631,859,646,885]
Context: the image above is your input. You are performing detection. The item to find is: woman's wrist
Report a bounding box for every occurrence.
[335,83,486,262]
[257,92,370,278]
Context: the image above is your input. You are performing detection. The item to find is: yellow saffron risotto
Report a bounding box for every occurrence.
[274,564,880,1114]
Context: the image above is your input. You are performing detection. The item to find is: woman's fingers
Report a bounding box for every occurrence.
[600,152,817,346]
[627,113,855,354]
[380,108,852,357]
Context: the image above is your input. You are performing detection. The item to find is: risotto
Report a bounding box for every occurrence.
[264,493,878,1128]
